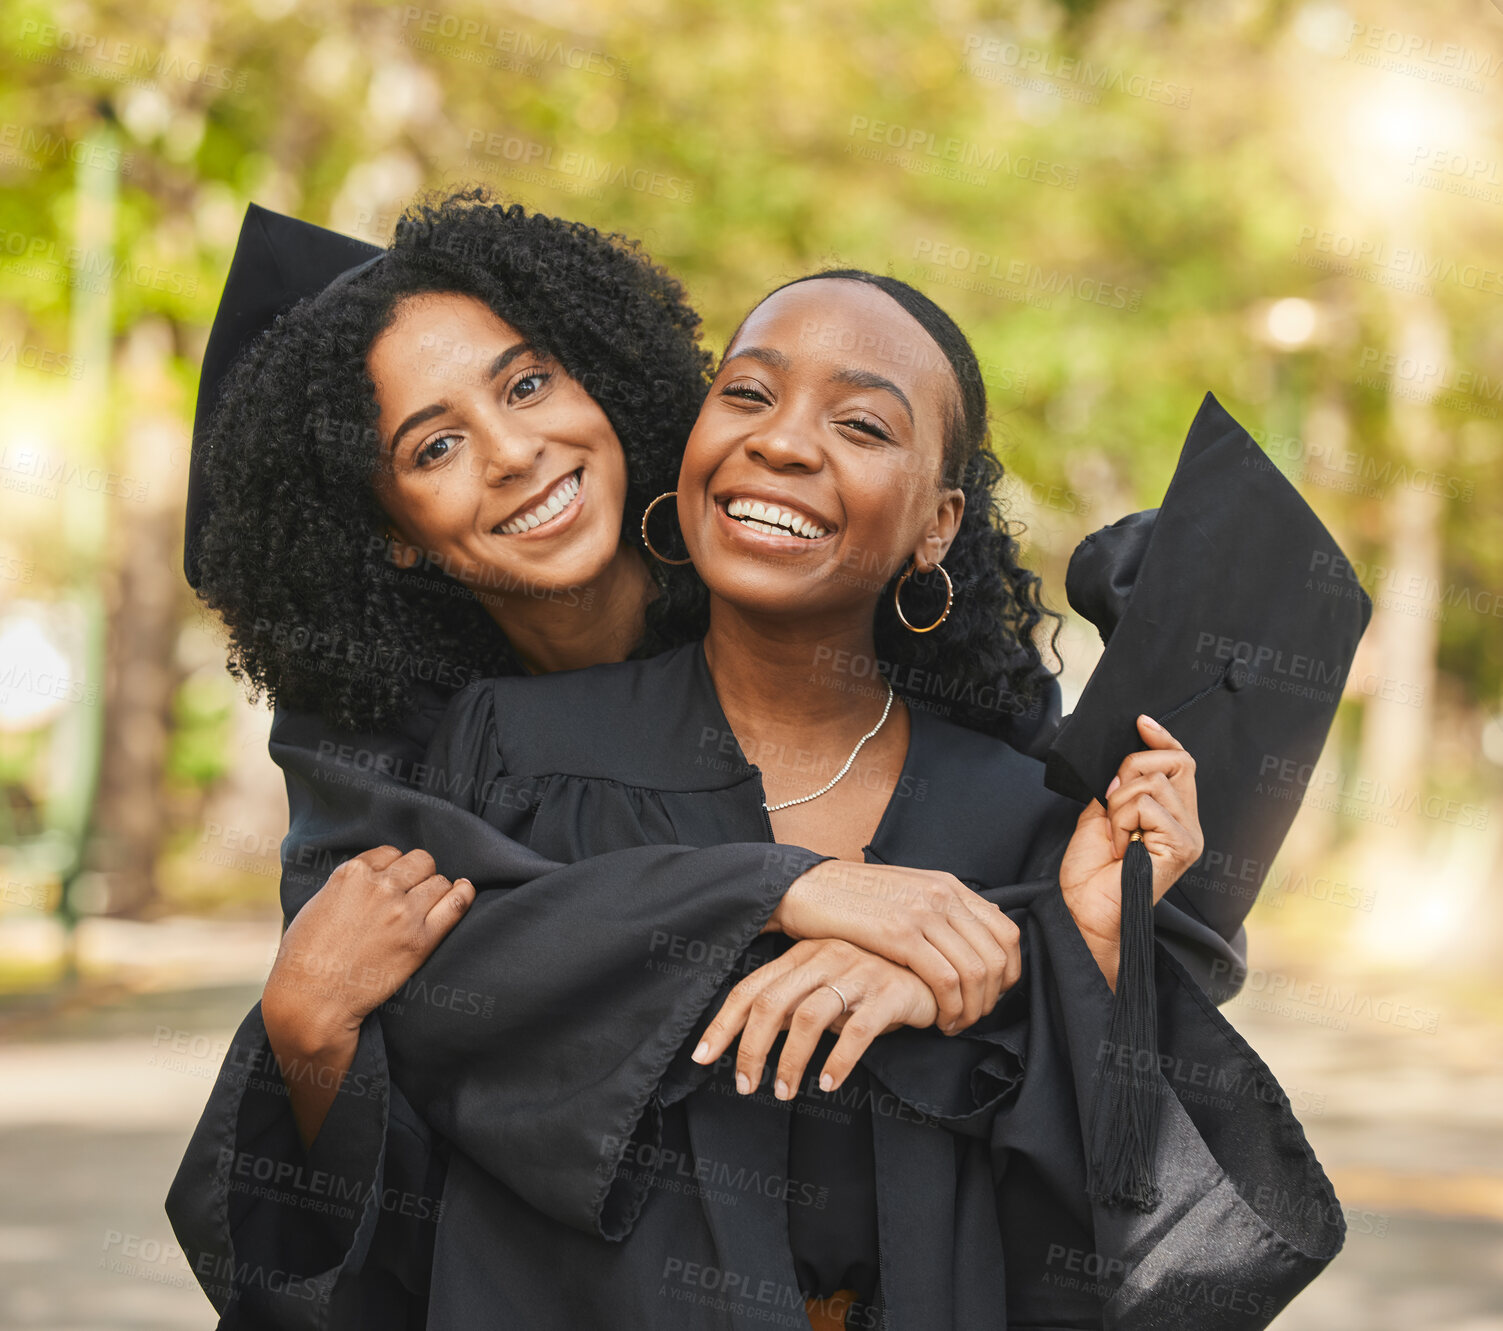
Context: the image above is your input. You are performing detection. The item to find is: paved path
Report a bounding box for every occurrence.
[1220,976,1503,1330]
[0,984,263,1330]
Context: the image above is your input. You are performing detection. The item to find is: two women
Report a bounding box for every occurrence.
[173,191,1074,1328]
[169,193,1339,1329]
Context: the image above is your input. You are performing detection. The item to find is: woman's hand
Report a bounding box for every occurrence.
[690,937,941,1101]
[261,846,475,1144]
[1058,714,1204,988]
[766,860,1020,1034]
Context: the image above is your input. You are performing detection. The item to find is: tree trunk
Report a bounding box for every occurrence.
[86,325,187,917]
[1354,298,1449,961]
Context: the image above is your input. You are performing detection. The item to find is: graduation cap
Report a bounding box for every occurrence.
[184,204,384,590]
[1045,391,1372,1211]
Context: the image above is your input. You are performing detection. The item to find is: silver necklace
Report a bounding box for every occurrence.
[763,677,896,813]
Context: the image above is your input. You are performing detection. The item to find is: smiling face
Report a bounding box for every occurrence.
[368,292,630,603]
[676,278,965,631]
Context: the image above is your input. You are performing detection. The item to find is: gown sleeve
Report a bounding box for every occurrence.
[837,878,1341,1327]
[854,795,1341,1328]
[990,886,1345,1329]
[166,686,828,1330]
[163,1004,441,1331]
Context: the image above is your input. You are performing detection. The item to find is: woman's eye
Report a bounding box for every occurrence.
[721,382,770,404]
[839,415,891,442]
[416,434,460,467]
[510,370,552,403]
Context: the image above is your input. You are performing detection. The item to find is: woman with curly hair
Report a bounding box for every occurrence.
[193,188,712,737]
[171,264,1342,1330]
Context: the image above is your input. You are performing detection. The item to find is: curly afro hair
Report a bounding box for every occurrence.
[763,270,1064,741]
[193,188,712,733]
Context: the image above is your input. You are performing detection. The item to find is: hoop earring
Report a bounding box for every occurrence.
[641,491,693,565]
[893,561,953,633]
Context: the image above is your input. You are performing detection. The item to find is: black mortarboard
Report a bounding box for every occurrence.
[184,204,383,589]
[1045,392,1372,1211]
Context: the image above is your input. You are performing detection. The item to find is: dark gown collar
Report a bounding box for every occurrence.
[486,640,1061,881]
[488,641,754,792]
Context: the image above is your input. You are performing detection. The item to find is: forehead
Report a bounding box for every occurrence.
[727,279,955,415]
[368,293,528,398]
[375,291,524,357]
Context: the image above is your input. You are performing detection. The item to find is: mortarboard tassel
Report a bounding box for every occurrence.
[1087,829,1162,1213]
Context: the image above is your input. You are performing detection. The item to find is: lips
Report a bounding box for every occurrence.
[494,470,582,536]
[721,496,831,540]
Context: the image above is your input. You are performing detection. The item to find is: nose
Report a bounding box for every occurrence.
[473,418,545,487]
[743,404,824,473]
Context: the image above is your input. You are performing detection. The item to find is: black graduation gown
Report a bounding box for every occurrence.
[168,643,1341,1331]
[165,642,1066,1329]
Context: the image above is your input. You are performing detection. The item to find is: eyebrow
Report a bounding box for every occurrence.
[830,367,913,424]
[388,341,536,454]
[721,345,792,372]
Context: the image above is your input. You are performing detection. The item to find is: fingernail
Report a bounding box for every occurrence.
[1105,776,1120,797]
[691,1040,710,1063]
[775,1078,789,1100]
[819,1072,834,1092]
[943,1020,957,1034]
[1140,713,1164,731]
[736,1072,751,1095]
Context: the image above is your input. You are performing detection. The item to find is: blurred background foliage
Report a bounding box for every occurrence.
[0,0,1500,992]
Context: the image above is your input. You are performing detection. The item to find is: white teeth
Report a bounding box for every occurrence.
[724,497,828,539]
[498,473,581,535]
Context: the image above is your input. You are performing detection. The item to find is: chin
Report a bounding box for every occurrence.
[530,529,621,588]
[704,566,832,619]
